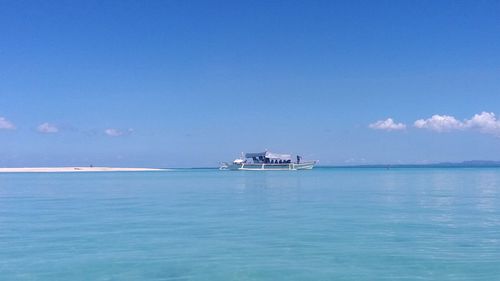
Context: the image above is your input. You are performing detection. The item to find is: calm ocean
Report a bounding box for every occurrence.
[1,168,499,280]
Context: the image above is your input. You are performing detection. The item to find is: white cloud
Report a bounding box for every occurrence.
[414,115,464,132]
[464,112,500,135]
[37,122,59,133]
[105,128,133,137]
[0,117,15,130]
[414,112,500,136]
[369,118,406,131]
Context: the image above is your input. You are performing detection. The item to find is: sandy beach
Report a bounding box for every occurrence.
[0,167,167,173]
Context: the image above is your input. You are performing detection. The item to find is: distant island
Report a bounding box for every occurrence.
[329,161,500,168]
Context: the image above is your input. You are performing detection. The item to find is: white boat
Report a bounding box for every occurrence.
[220,151,317,171]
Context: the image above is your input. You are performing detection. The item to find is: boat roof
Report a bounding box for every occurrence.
[245,151,292,160]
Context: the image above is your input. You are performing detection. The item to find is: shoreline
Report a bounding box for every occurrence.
[0,167,167,173]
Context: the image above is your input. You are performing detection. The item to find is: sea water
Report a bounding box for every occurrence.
[1,168,499,280]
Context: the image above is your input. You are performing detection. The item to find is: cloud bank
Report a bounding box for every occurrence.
[370,112,500,137]
[414,112,500,136]
[0,117,15,130]
[414,115,464,132]
[465,112,500,135]
[37,122,59,133]
[369,118,406,131]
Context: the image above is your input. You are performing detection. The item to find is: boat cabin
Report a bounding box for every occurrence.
[244,152,292,164]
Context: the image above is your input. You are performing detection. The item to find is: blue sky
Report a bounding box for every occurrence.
[1,0,499,167]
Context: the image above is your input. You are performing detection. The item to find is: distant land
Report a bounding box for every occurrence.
[328,161,500,168]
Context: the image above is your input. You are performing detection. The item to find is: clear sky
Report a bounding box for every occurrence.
[1,0,499,167]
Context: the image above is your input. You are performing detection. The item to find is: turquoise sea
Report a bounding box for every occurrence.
[1,168,500,280]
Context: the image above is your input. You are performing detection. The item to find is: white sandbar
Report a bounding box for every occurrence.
[0,167,167,173]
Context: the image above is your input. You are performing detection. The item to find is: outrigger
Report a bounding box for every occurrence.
[220,151,317,171]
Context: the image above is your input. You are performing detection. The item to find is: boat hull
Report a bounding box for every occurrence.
[220,161,316,171]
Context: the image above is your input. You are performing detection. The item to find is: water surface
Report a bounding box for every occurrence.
[1,168,499,280]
